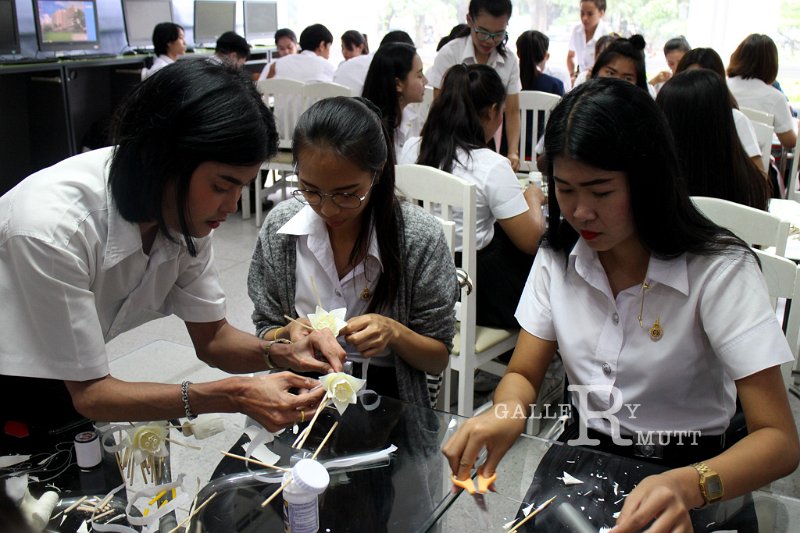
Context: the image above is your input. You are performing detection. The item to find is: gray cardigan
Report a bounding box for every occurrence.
[247,199,458,407]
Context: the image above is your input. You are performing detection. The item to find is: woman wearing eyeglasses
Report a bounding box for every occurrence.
[248,97,458,406]
[427,0,521,172]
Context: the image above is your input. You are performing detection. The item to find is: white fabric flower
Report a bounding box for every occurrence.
[319,372,367,415]
[308,306,348,337]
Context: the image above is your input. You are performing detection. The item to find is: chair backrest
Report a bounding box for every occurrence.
[435,216,457,259]
[395,164,477,327]
[750,120,774,172]
[739,106,775,126]
[256,78,306,150]
[517,90,561,173]
[751,248,800,385]
[691,196,790,256]
[783,128,800,202]
[302,81,352,108]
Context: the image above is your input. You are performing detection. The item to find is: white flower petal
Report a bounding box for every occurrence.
[308,305,349,337]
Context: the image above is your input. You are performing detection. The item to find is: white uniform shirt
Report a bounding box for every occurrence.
[426,36,522,95]
[728,76,796,135]
[144,54,174,78]
[732,108,762,158]
[277,205,390,365]
[399,138,528,251]
[516,240,792,436]
[395,105,422,156]
[0,148,226,381]
[333,53,373,95]
[273,50,335,83]
[568,20,610,73]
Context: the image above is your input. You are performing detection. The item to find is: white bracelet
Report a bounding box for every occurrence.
[181,380,196,420]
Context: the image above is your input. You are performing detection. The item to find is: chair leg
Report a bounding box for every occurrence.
[457,363,475,417]
[255,172,263,227]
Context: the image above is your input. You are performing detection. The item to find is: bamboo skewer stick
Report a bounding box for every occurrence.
[311,422,338,461]
[261,477,292,508]
[164,437,202,450]
[508,496,556,533]
[167,492,217,533]
[293,397,330,449]
[220,451,290,472]
[283,314,315,331]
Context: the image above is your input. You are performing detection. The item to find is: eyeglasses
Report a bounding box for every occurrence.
[292,174,377,209]
[473,27,508,43]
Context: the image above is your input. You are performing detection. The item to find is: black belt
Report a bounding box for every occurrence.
[561,424,727,468]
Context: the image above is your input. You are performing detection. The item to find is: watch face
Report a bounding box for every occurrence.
[707,475,723,497]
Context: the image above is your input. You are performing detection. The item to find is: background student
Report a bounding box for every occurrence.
[567,0,609,85]
[144,22,186,79]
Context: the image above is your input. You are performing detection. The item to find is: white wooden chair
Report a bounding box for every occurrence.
[739,106,775,127]
[302,81,352,108]
[691,196,790,257]
[750,120,775,174]
[751,248,800,389]
[395,164,519,416]
[781,120,800,202]
[517,90,561,174]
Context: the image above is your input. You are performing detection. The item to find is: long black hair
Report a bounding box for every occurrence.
[292,97,401,313]
[341,30,369,55]
[361,43,417,145]
[468,0,512,58]
[543,77,751,259]
[516,30,549,90]
[417,63,505,173]
[657,69,770,210]
[109,60,277,256]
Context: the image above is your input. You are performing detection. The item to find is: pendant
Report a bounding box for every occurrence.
[649,318,663,341]
[360,287,371,300]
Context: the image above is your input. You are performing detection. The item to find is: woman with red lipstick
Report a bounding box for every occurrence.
[0,61,346,449]
[249,97,458,407]
[427,0,521,171]
[443,78,799,531]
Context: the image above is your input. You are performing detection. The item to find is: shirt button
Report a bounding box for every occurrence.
[612,313,619,325]
[602,362,612,376]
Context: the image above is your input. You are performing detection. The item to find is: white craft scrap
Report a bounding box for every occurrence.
[319,372,367,415]
[560,471,584,485]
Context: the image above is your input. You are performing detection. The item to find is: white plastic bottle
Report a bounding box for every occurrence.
[283,458,330,533]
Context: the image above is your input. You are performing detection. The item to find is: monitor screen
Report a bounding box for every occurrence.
[0,0,20,55]
[193,1,236,47]
[244,1,277,42]
[122,0,173,49]
[33,0,101,52]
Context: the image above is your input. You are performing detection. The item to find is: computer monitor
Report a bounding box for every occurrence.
[33,0,101,53]
[244,1,277,42]
[0,0,20,55]
[193,1,236,48]
[122,0,173,49]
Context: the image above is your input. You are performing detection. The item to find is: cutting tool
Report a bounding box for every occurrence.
[451,472,496,530]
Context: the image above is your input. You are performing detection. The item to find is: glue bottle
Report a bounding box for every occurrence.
[282,458,330,533]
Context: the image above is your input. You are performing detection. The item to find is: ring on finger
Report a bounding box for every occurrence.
[459,461,470,467]
[300,410,305,423]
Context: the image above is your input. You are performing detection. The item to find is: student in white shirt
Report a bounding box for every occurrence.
[676,47,765,171]
[590,34,650,93]
[567,0,609,84]
[0,61,345,443]
[443,78,799,532]
[333,30,372,95]
[362,43,427,155]
[144,22,186,79]
[649,36,691,90]
[427,0,522,171]
[727,34,797,150]
[248,97,457,407]
[401,64,545,328]
[213,31,251,68]
[262,24,335,82]
[657,69,770,210]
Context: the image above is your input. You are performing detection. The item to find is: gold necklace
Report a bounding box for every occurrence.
[360,257,372,301]
[637,281,663,341]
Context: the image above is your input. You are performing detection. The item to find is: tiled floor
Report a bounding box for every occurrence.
[106,206,800,530]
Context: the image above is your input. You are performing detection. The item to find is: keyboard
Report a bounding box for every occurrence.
[0,56,60,65]
[64,53,118,61]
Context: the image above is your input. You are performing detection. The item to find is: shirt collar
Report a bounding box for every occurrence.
[278,204,384,271]
[460,36,504,67]
[569,238,689,296]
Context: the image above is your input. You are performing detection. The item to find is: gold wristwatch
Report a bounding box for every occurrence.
[691,462,723,507]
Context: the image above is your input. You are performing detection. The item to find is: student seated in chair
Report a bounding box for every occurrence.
[400,64,546,329]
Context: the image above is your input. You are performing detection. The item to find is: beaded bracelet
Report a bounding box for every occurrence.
[180,380,196,420]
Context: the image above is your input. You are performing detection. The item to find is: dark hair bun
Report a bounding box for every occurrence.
[629,34,646,51]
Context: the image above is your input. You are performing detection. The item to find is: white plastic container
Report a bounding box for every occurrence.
[283,458,330,533]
